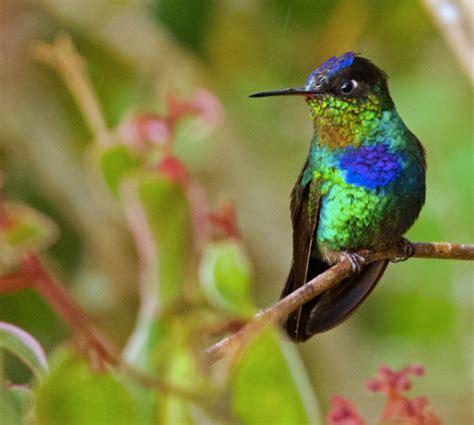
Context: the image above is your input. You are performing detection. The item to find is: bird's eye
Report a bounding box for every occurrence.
[339,79,358,95]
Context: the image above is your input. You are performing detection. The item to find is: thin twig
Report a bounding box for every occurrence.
[0,254,205,401]
[0,265,33,293]
[32,34,112,145]
[0,255,119,366]
[422,0,474,83]
[122,365,204,404]
[205,241,474,364]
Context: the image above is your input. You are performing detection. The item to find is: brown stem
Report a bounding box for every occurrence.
[122,365,203,404]
[0,265,34,293]
[23,255,119,366]
[205,241,474,364]
[422,0,474,83]
[0,255,208,400]
[32,34,112,145]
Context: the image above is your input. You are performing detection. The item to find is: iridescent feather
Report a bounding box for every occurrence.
[253,52,426,341]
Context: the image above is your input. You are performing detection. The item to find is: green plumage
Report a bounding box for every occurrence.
[251,52,426,341]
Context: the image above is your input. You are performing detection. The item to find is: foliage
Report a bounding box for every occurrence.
[0,49,321,423]
[0,1,471,424]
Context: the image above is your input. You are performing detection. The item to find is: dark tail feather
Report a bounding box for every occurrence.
[281,257,330,342]
[282,259,388,342]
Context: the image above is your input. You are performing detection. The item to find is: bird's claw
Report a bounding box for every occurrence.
[390,238,415,263]
[340,251,367,273]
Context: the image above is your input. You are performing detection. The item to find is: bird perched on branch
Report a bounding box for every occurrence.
[251,52,426,342]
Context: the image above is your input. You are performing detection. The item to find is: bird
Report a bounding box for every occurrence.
[250,52,426,342]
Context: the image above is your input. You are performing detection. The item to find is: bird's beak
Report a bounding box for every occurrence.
[249,87,321,98]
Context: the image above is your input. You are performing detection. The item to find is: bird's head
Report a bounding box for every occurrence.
[251,52,395,148]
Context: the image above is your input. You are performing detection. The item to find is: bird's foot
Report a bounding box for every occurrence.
[390,237,415,263]
[340,250,368,273]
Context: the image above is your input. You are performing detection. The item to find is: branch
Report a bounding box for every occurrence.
[0,255,119,366]
[205,241,474,364]
[0,256,207,401]
[32,34,112,145]
[0,265,33,294]
[422,0,474,83]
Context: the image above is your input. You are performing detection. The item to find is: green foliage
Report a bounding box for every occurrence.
[0,203,58,270]
[0,387,24,425]
[35,350,139,425]
[0,1,472,423]
[0,323,45,424]
[199,240,255,316]
[232,329,321,425]
[0,322,48,381]
[135,174,193,307]
[159,349,201,425]
[97,145,141,195]
[5,385,34,420]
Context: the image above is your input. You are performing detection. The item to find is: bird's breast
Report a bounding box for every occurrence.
[310,142,424,252]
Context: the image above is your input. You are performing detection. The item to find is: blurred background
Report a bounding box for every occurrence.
[0,0,472,423]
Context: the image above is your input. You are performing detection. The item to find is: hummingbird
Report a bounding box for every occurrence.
[251,52,426,342]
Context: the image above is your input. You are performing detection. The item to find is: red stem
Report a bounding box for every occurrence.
[1,254,118,366]
[0,265,33,293]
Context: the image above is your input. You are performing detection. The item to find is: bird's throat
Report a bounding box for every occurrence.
[308,94,385,150]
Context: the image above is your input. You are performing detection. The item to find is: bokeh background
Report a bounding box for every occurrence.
[0,0,472,423]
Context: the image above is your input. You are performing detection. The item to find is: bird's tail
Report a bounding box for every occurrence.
[281,258,388,342]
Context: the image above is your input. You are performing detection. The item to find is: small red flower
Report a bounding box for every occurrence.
[188,88,223,129]
[166,89,223,131]
[327,364,442,425]
[327,396,365,425]
[365,364,442,425]
[118,112,170,149]
[366,364,425,398]
[208,200,239,238]
[156,156,190,186]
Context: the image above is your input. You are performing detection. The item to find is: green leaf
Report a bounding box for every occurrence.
[5,386,34,417]
[123,315,173,375]
[124,317,204,424]
[0,386,35,425]
[0,387,23,425]
[0,322,48,381]
[231,329,321,425]
[199,240,255,316]
[0,203,58,268]
[35,349,140,425]
[160,349,197,425]
[122,172,193,373]
[134,173,193,307]
[97,145,141,194]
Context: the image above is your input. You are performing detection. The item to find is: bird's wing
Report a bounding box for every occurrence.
[289,170,321,293]
[282,161,388,342]
[305,259,388,336]
[280,162,323,340]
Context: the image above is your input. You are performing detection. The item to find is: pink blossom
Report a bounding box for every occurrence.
[188,88,223,130]
[167,89,223,131]
[327,396,365,425]
[118,112,170,150]
[365,364,441,425]
[117,88,222,153]
[366,364,425,397]
[208,200,239,238]
[156,156,190,186]
[327,365,442,425]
